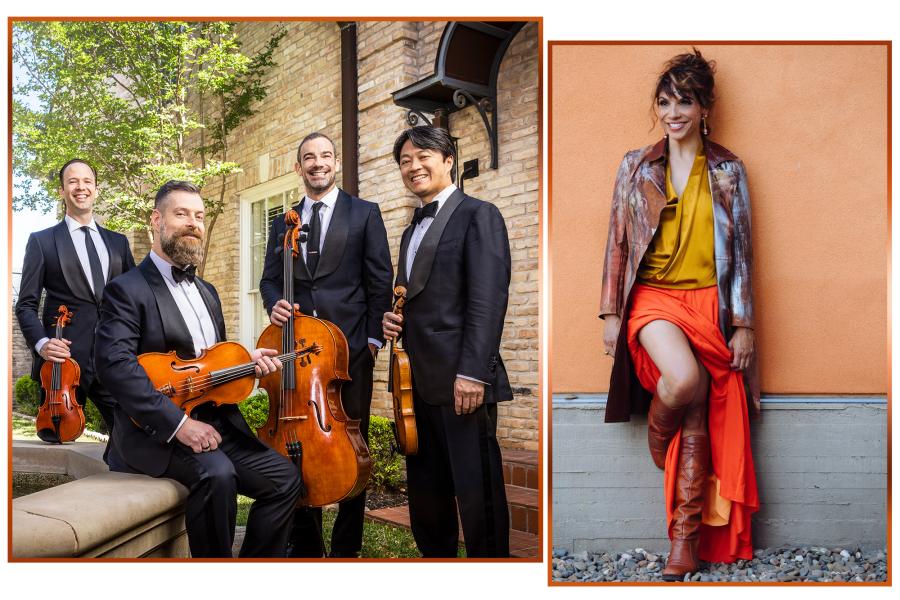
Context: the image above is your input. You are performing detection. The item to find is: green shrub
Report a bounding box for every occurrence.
[239,388,270,432]
[83,399,108,434]
[368,415,405,491]
[14,376,40,416]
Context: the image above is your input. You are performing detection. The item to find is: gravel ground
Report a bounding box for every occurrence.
[551,546,888,582]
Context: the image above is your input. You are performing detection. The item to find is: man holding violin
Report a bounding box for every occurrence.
[16,158,135,452]
[383,126,512,558]
[95,180,303,558]
[259,131,393,558]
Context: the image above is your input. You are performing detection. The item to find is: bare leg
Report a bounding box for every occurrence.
[638,320,703,410]
[639,320,706,469]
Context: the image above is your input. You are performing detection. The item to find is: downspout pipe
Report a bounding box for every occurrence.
[338,21,359,196]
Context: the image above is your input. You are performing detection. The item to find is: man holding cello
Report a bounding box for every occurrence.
[259,131,393,558]
[95,180,302,558]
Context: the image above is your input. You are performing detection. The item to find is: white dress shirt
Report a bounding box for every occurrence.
[35,215,111,353]
[300,186,382,350]
[149,250,219,440]
[299,186,339,262]
[405,184,457,282]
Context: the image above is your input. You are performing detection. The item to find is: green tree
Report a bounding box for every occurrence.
[13,21,285,275]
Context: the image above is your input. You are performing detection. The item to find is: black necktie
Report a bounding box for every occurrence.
[172,264,197,285]
[81,226,105,301]
[306,201,323,276]
[411,201,439,226]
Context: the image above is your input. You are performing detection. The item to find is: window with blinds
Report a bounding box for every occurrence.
[248,187,301,339]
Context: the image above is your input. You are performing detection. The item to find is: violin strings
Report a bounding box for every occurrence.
[160,348,315,396]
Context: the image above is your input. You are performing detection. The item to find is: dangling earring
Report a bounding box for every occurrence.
[701,115,709,136]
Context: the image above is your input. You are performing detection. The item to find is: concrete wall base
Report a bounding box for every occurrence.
[552,397,887,554]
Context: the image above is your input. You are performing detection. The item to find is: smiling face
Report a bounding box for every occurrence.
[58,162,97,220]
[655,90,707,144]
[398,139,454,203]
[295,136,340,198]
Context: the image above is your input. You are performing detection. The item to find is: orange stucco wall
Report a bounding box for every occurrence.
[551,43,888,395]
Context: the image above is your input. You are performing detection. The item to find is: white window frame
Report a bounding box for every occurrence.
[238,172,302,349]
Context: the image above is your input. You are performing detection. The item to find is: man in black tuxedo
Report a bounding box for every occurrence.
[15,159,135,446]
[95,180,302,558]
[259,132,393,558]
[383,126,512,558]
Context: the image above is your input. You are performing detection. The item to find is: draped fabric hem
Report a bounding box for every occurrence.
[627,283,759,564]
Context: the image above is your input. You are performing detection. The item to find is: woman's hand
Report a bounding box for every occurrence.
[728,326,755,371]
[602,315,621,357]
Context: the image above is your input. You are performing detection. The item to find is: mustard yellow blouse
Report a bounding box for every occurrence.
[637,148,717,289]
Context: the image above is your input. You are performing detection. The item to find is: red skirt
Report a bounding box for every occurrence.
[627,283,759,562]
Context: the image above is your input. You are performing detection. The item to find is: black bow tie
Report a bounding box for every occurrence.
[411,201,439,226]
[172,264,197,285]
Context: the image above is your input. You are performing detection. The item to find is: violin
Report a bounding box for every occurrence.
[388,286,417,455]
[255,209,372,507]
[137,341,319,416]
[36,305,86,443]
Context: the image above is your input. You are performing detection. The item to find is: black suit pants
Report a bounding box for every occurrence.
[288,347,374,557]
[162,411,303,558]
[406,393,510,558]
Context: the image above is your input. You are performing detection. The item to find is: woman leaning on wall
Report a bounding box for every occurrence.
[599,48,760,581]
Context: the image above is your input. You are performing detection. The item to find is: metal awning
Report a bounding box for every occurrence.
[392,21,526,170]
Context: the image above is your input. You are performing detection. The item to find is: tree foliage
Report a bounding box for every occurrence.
[13,21,285,272]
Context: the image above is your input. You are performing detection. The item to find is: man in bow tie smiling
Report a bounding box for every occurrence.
[95,180,302,558]
[383,126,513,558]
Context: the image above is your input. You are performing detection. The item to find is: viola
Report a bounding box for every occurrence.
[388,285,417,455]
[255,209,372,507]
[137,341,319,416]
[36,305,86,443]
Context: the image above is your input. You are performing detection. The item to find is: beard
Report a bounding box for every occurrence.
[160,223,204,267]
[302,169,335,195]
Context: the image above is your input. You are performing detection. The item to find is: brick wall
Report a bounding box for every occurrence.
[193,20,539,450]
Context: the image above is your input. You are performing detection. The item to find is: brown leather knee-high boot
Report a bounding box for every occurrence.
[662,434,710,581]
[647,394,688,470]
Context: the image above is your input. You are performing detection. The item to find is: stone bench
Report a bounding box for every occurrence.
[12,440,189,558]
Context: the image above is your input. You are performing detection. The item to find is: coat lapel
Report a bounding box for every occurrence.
[313,190,350,281]
[395,225,413,289]
[405,189,465,301]
[195,278,226,342]
[138,257,196,358]
[97,226,121,281]
[53,222,96,304]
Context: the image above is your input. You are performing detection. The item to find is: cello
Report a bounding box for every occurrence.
[36,305,86,443]
[255,209,372,507]
[388,286,417,455]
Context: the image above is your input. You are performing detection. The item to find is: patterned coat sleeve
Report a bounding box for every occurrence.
[730,160,754,329]
[599,152,633,319]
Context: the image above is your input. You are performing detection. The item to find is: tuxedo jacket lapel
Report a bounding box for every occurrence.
[98,226,121,281]
[195,278,226,342]
[138,257,196,358]
[53,222,96,304]
[406,189,465,301]
[395,225,413,289]
[314,191,350,281]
